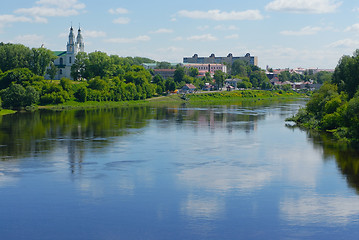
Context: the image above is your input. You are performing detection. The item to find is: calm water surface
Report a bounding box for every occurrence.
[1,100,359,240]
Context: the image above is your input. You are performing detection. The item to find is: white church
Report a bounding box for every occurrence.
[51,26,84,80]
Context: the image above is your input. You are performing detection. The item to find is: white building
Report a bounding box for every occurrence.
[50,26,85,80]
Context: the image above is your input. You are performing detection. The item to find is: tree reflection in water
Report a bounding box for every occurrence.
[286,124,359,194]
[0,104,266,176]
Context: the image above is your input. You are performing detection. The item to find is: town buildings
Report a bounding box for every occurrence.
[148,63,227,79]
[183,53,258,66]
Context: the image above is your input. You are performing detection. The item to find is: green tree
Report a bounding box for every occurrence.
[0,43,32,72]
[23,86,39,106]
[315,71,333,84]
[279,71,291,82]
[71,52,88,80]
[88,77,108,91]
[60,78,72,92]
[74,85,87,102]
[46,62,58,80]
[189,67,199,78]
[156,62,172,69]
[86,51,112,78]
[214,70,225,90]
[174,66,185,83]
[231,60,249,77]
[124,66,151,85]
[332,50,359,98]
[0,68,34,90]
[0,84,26,108]
[29,47,56,76]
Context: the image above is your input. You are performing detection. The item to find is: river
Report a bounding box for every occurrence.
[0,100,359,239]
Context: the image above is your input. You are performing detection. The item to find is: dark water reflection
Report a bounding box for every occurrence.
[1,100,359,239]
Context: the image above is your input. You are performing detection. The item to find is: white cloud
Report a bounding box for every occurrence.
[214,25,239,31]
[327,38,359,48]
[14,0,85,20]
[178,9,264,21]
[13,34,44,47]
[187,34,218,41]
[0,14,33,24]
[35,0,85,9]
[225,34,239,39]
[265,0,342,14]
[83,30,107,38]
[0,14,37,32]
[345,23,359,33]
[151,28,173,34]
[105,35,151,44]
[197,25,209,31]
[113,17,130,24]
[15,7,80,17]
[280,26,322,36]
[109,8,129,15]
[172,36,184,41]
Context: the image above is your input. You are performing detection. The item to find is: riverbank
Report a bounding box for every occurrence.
[187,90,307,104]
[0,109,17,116]
[6,90,308,111]
[45,90,308,110]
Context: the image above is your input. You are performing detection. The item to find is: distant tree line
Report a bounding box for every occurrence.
[278,70,332,84]
[0,42,285,110]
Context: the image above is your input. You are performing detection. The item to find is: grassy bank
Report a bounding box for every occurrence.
[36,90,307,110]
[0,109,17,116]
[187,90,308,104]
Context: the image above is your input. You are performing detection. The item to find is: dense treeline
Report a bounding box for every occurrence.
[230,60,272,89]
[289,49,359,144]
[0,43,171,108]
[0,42,279,110]
[0,42,56,75]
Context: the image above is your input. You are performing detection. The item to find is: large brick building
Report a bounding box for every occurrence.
[183,53,258,66]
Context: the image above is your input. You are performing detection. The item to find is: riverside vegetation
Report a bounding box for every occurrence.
[0,42,314,113]
[288,49,359,144]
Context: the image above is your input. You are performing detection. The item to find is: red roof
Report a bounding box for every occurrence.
[185,84,196,89]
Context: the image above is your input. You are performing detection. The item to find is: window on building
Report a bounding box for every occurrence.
[69,57,72,64]
[60,69,63,74]
[60,58,63,65]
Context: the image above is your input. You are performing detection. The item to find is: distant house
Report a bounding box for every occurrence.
[202,83,214,91]
[181,84,197,93]
[226,85,235,91]
[225,78,241,89]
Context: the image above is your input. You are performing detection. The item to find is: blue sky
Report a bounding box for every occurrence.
[1,0,359,69]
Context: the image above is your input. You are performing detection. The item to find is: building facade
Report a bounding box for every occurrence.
[183,63,227,76]
[51,26,85,80]
[183,53,258,66]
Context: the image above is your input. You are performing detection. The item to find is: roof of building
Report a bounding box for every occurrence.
[154,69,176,72]
[183,84,196,89]
[53,51,67,57]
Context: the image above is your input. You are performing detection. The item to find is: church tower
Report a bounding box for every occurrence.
[76,27,84,52]
[66,26,77,66]
[67,26,77,54]
[50,25,85,80]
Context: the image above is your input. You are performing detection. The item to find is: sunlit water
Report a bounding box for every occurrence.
[1,100,359,239]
